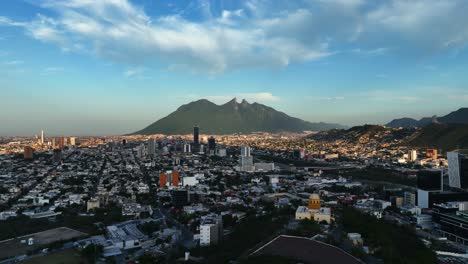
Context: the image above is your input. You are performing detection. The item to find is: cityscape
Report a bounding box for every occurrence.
[1,1,468,264]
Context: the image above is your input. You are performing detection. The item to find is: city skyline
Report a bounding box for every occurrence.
[1,0,468,136]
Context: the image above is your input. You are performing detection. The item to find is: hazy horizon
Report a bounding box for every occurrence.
[1,0,468,136]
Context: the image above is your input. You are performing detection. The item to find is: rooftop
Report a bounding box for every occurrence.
[250,235,363,264]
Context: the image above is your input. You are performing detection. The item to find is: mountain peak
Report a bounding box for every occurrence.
[133,98,345,135]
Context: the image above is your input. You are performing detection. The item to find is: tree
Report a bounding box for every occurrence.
[80,244,103,263]
[138,253,161,264]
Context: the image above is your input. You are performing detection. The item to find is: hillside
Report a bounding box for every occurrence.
[386,117,433,128]
[133,98,345,135]
[310,125,415,144]
[386,108,468,128]
[406,123,468,151]
[439,108,468,124]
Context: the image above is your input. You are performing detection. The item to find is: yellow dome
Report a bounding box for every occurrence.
[308,193,321,210]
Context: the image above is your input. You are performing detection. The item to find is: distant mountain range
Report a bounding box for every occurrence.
[386,108,468,128]
[310,122,468,151]
[133,98,345,135]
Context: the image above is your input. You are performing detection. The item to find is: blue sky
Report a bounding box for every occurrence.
[0,0,467,136]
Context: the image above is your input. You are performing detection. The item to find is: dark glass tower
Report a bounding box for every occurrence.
[193,126,200,145]
[208,136,216,150]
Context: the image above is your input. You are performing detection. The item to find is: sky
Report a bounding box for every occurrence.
[0,0,467,136]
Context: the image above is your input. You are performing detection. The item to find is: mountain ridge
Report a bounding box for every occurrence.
[133,98,346,135]
[386,108,468,128]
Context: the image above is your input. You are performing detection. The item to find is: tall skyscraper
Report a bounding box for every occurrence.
[193,126,200,146]
[70,137,76,146]
[208,137,216,151]
[448,151,468,189]
[147,138,156,157]
[241,145,251,157]
[59,137,66,149]
[239,145,254,172]
[409,150,417,162]
[183,143,191,153]
[40,130,44,145]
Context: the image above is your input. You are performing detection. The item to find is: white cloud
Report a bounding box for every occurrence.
[0,0,467,73]
[239,92,280,102]
[0,0,332,74]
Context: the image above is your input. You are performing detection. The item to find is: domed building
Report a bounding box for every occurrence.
[308,193,321,210]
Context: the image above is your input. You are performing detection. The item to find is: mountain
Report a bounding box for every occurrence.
[133,98,345,135]
[439,108,468,124]
[386,108,468,128]
[406,123,468,151]
[386,118,420,128]
[310,124,416,144]
[386,117,433,128]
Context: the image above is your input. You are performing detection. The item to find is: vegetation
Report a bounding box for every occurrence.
[138,221,161,236]
[288,218,321,237]
[80,244,103,263]
[408,123,468,151]
[0,204,130,240]
[342,207,437,264]
[341,166,416,186]
[137,253,162,264]
[134,98,343,135]
[194,212,289,264]
[22,249,84,264]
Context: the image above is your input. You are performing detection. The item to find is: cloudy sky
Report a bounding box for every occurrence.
[1,0,467,136]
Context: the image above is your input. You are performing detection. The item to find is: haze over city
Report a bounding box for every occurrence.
[1,0,468,136]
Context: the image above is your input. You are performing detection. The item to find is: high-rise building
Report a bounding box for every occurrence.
[172,170,180,186]
[448,151,468,189]
[200,214,223,246]
[23,146,34,159]
[147,138,156,157]
[193,126,200,146]
[241,145,251,157]
[69,137,76,146]
[51,138,57,149]
[404,192,416,207]
[417,169,442,191]
[208,137,216,151]
[409,150,417,162]
[239,145,254,172]
[59,137,66,149]
[183,143,191,153]
[159,173,167,188]
[40,130,44,145]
